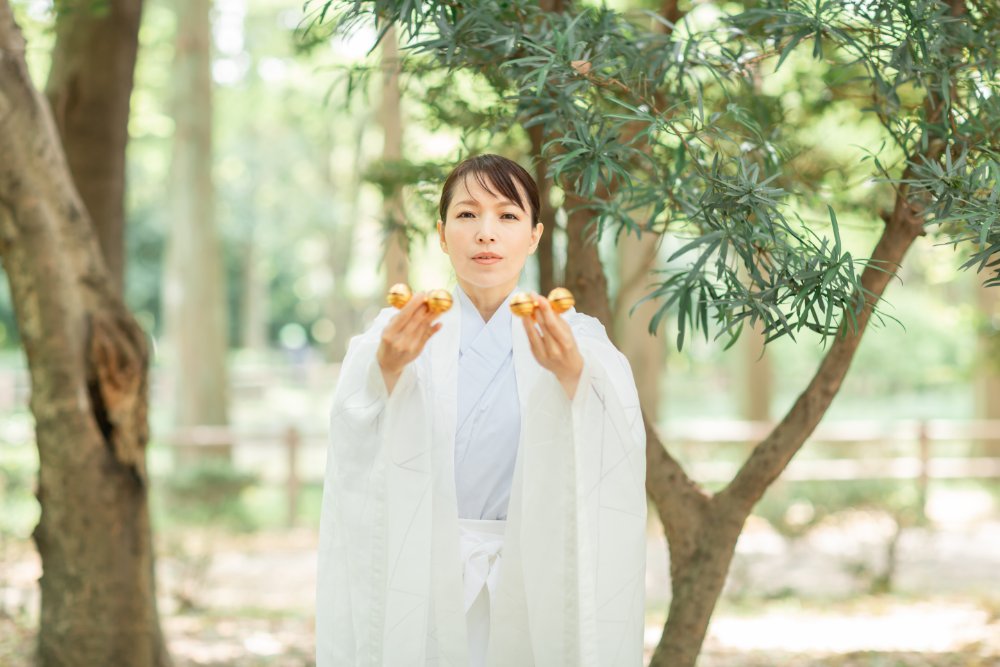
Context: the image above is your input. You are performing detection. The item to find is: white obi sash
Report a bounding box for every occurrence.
[457,518,506,612]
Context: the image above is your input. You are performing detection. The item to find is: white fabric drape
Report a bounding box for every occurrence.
[317,286,647,666]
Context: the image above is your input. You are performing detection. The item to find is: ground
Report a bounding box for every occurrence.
[3,513,999,666]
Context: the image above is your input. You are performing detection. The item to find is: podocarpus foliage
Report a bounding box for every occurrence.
[309,0,997,348]
[307,1,997,664]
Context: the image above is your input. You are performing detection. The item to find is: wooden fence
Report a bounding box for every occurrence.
[163,419,1000,527]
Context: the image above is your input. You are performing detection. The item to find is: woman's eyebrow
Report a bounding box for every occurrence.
[455,198,521,209]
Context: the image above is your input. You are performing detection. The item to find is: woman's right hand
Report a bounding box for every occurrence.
[377,292,443,394]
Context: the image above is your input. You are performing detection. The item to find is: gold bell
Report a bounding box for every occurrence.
[547,287,575,314]
[426,289,453,314]
[509,287,575,317]
[509,292,536,317]
[387,283,412,309]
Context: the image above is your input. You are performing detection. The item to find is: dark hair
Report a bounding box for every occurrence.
[438,154,540,227]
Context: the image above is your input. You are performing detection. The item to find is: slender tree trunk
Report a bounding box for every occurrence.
[45,0,143,294]
[527,123,557,293]
[614,230,665,419]
[974,269,1000,454]
[163,0,230,458]
[380,25,408,288]
[0,4,170,665]
[552,3,950,661]
[648,198,926,664]
[738,320,773,421]
[240,225,269,352]
[563,193,613,328]
[327,116,367,360]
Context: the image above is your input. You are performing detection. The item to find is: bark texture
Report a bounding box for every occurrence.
[0,3,170,664]
[44,0,143,293]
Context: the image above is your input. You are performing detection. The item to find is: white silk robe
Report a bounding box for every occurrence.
[317,286,647,666]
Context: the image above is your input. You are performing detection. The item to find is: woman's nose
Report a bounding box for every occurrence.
[475,221,498,242]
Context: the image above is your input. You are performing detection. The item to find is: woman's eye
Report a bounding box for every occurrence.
[457,211,475,219]
[502,213,519,220]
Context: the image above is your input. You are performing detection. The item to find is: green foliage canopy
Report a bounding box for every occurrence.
[306,0,999,350]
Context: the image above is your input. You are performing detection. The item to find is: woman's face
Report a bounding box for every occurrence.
[437,174,543,292]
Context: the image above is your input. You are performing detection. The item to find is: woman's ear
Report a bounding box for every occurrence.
[437,220,447,252]
[528,222,544,254]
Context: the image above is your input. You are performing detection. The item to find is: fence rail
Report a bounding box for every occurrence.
[157,419,1000,527]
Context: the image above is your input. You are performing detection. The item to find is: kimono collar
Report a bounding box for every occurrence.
[455,285,517,356]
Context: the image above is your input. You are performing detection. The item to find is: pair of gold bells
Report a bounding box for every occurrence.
[387,284,575,317]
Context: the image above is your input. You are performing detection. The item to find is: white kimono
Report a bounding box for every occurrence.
[317,285,647,666]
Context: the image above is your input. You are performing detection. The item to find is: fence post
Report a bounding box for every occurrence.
[286,426,301,528]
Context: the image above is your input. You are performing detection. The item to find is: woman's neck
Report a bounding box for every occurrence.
[457,278,518,322]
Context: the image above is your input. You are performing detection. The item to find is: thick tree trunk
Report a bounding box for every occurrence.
[0,4,170,665]
[380,25,409,288]
[44,0,142,295]
[163,0,230,457]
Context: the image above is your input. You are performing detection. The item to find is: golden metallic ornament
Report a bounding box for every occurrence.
[426,289,453,314]
[547,287,575,314]
[387,283,412,309]
[509,291,537,317]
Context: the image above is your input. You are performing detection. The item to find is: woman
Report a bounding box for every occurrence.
[317,154,647,666]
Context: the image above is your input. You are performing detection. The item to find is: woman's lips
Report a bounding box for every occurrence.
[472,256,502,265]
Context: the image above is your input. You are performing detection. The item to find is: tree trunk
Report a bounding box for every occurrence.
[527,123,557,294]
[554,57,943,667]
[240,226,269,352]
[0,4,170,665]
[739,313,773,422]
[646,184,932,667]
[563,192,613,328]
[380,25,409,288]
[45,0,143,294]
[327,116,367,361]
[974,269,1000,454]
[163,0,230,460]
[614,230,665,419]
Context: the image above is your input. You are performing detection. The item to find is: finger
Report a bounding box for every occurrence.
[422,321,443,344]
[388,291,427,332]
[533,299,563,358]
[522,311,547,360]
[537,297,574,348]
[398,296,435,338]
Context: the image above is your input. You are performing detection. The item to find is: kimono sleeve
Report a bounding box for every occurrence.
[317,306,421,666]
[509,310,647,667]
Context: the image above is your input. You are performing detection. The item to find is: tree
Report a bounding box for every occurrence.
[45,0,143,294]
[308,0,999,664]
[163,0,231,459]
[0,1,171,665]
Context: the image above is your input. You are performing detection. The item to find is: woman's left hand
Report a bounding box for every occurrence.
[522,294,584,399]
